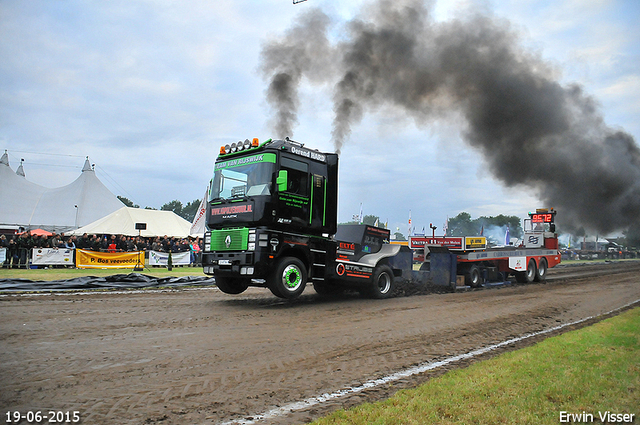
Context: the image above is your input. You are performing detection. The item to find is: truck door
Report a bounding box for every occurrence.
[277,156,310,227]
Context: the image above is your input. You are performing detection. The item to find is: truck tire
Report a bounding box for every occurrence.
[535,258,548,282]
[366,265,395,299]
[515,259,537,283]
[268,256,307,299]
[215,276,249,294]
[467,264,484,288]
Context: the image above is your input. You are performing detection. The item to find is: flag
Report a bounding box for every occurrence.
[189,189,208,237]
[374,217,379,227]
[480,225,484,236]
[505,225,510,246]
[408,210,412,237]
[359,203,363,224]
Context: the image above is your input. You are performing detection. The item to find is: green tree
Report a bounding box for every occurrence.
[181,199,201,222]
[161,200,183,217]
[447,212,523,239]
[362,214,380,226]
[477,214,523,239]
[160,199,202,221]
[393,232,406,241]
[117,196,139,208]
[447,212,475,236]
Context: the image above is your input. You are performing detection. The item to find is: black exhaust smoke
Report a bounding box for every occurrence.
[260,0,640,234]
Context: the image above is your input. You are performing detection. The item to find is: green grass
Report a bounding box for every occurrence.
[0,266,207,281]
[310,308,640,425]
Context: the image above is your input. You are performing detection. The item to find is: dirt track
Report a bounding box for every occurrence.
[2,261,640,425]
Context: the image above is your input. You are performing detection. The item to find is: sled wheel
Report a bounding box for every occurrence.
[535,258,548,282]
[516,259,537,283]
[467,264,484,288]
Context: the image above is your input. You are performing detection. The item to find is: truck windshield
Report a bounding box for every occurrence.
[209,153,276,201]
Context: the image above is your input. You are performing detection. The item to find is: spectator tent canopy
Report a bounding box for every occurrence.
[69,207,193,238]
[0,152,124,233]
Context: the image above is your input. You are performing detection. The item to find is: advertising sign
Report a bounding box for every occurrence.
[464,237,487,250]
[31,248,74,265]
[409,237,463,250]
[148,250,190,266]
[76,249,144,269]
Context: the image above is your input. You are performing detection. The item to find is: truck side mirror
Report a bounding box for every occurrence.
[276,169,288,192]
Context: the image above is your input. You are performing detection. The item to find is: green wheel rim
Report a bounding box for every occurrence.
[282,264,302,291]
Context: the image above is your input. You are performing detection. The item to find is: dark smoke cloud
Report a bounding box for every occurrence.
[260,0,640,234]
[259,9,335,138]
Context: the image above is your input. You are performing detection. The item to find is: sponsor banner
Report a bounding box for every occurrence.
[409,236,463,250]
[31,248,74,265]
[0,248,5,263]
[464,237,487,250]
[148,250,190,266]
[76,249,144,269]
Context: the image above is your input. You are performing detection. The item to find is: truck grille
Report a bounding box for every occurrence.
[210,228,249,251]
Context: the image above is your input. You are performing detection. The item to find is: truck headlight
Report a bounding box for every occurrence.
[248,242,255,251]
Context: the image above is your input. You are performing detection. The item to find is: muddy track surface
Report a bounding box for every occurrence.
[1,261,639,425]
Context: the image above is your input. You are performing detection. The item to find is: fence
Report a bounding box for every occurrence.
[1,248,201,269]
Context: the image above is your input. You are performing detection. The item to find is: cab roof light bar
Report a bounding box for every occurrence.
[218,138,272,156]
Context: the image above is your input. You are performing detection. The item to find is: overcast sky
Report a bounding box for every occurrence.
[1,0,639,236]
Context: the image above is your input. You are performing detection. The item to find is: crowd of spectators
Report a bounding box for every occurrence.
[0,232,203,268]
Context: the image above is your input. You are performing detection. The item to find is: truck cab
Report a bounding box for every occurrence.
[202,138,338,298]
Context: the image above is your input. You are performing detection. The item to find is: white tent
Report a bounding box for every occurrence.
[0,152,47,231]
[0,152,124,232]
[70,206,193,238]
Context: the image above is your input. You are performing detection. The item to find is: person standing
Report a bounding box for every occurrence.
[0,234,9,267]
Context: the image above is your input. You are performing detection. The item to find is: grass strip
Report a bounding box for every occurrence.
[310,308,639,425]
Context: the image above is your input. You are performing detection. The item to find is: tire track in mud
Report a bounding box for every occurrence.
[0,262,639,425]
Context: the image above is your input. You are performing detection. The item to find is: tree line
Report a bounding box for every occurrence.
[341,212,524,243]
[117,196,201,223]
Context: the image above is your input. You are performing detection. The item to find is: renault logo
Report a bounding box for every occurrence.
[225,234,232,248]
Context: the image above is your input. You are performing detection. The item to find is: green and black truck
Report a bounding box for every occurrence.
[202,137,412,299]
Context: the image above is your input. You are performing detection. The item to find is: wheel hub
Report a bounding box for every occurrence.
[283,265,302,289]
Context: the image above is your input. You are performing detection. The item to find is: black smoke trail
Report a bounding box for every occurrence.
[260,0,640,234]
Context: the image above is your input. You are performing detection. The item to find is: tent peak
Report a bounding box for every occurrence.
[1,150,8,166]
[16,159,25,177]
[82,157,94,172]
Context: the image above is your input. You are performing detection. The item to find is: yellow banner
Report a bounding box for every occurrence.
[76,249,145,269]
[465,237,487,250]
